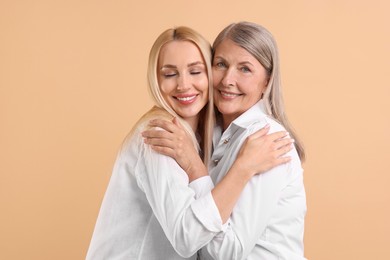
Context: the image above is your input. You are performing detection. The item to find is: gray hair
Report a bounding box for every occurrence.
[213,21,305,161]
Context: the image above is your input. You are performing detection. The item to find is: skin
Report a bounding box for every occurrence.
[143,39,294,222]
[158,40,209,131]
[213,39,269,130]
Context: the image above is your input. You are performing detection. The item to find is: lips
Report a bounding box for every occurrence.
[219,90,241,100]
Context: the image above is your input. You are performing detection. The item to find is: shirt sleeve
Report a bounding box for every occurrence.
[135,135,223,258]
[202,151,305,260]
[189,176,215,199]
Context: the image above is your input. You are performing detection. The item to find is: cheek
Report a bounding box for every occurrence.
[194,76,209,93]
[256,79,268,94]
[159,80,175,95]
[201,78,210,93]
[212,70,223,87]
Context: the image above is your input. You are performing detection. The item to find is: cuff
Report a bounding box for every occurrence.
[189,176,214,199]
[191,192,223,232]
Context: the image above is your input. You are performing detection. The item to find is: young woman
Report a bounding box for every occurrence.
[86,26,293,260]
[144,22,307,259]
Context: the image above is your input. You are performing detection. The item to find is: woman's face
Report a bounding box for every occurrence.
[212,39,268,128]
[158,40,209,124]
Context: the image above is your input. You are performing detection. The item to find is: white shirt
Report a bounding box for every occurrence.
[86,122,224,260]
[193,100,307,260]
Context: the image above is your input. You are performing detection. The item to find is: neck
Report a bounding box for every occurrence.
[222,115,235,131]
[184,116,199,133]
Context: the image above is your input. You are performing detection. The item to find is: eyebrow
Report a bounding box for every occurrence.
[214,56,254,67]
[188,61,204,67]
[160,61,204,70]
[238,61,255,67]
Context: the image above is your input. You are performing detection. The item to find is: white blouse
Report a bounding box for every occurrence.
[86,123,224,260]
[87,99,307,260]
[194,100,307,260]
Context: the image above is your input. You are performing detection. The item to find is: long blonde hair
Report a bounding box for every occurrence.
[129,26,214,165]
[213,21,305,161]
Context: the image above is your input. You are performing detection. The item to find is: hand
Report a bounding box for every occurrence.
[141,118,207,181]
[236,124,294,176]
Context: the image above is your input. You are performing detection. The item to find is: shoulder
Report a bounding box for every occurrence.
[264,116,286,133]
[245,115,285,135]
[258,116,303,173]
[118,107,170,157]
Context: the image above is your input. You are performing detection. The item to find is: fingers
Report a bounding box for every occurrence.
[149,145,175,158]
[172,117,184,129]
[148,119,177,133]
[143,134,175,148]
[274,137,295,150]
[247,123,270,139]
[274,143,294,158]
[273,156,292,166]
[141,129,172,139]
[266,130,289,142]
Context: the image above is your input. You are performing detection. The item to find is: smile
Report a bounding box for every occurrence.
[176,95,196,101]
[174,95,198,104]
[220,91,241,99]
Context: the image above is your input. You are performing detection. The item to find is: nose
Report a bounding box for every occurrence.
[176,74,191,91]
[221,68,236,87]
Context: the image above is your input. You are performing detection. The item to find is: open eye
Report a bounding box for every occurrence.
[240,66,251,73]
[215,62,227,68]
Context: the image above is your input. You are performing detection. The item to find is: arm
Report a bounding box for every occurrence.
[87,130,223,259]
[142,119,293,223]
[136,135,222,257]
[203,151,305,260]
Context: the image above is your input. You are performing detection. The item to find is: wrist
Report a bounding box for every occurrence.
[230,158,255,181]
[186,158,208,182]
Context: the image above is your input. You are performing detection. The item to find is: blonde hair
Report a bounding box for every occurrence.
[129,26,214,165]
[213,21,305,161]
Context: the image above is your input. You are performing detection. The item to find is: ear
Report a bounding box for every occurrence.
[265,75,270,86]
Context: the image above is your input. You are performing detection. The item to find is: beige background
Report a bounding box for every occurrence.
[1,0,389,259]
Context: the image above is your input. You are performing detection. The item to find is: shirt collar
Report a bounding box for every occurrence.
[231,99,268,129]
[213,99,269,146]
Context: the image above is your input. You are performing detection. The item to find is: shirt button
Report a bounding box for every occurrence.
[213,159,220,164]
[223,138,230,144]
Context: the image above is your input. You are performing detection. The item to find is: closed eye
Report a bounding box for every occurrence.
[164,73,177,78]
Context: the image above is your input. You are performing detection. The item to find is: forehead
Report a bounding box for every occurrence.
[214,39,255,61]
[158,40,204,65]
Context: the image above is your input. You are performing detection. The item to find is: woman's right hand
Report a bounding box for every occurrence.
[141,118,207,181]
[236,124,294,177]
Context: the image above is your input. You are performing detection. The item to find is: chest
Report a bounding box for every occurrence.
[209,129,247,184]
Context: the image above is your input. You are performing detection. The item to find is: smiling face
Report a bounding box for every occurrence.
[157,40,209,129]
[212,39,269,129]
